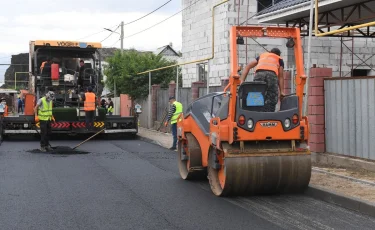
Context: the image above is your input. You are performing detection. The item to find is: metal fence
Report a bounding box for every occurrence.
[137,97,150,128]
[157,89,169,122]
[325,77,375,160]
[178,88,193,113]
[138,86,225,129]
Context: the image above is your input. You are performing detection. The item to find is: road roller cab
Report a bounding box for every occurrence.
[177,26,311,197]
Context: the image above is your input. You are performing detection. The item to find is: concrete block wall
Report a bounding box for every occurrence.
[182,0,375,88]
[181,0,288,87]
[300,36,375,77]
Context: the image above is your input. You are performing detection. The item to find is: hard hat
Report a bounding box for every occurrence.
[46,91,55,100]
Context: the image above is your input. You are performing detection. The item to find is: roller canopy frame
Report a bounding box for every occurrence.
[227,26,307,120]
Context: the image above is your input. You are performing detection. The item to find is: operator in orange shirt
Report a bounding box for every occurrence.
[240,48,285,112]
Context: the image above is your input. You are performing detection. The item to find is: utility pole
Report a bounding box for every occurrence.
[148,72,152,129]
[121,21,124,54]
[114,21,124,98]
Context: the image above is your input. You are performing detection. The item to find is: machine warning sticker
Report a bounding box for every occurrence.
[246,92,264,106]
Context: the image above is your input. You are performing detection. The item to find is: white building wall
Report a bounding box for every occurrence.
[301,36,375,77]
[182,0,375,87]
[182,0,288,87]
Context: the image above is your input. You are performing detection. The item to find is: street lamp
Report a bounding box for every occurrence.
[104,28,120,36]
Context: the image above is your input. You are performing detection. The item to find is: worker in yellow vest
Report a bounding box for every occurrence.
[34,91,55,152]
[164,96,183,150]
[80,86,97,131]
[107,98,114,115]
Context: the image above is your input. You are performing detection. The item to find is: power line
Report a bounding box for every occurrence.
[74,1,172,42]
[123,0,173,26]
[76,30,106,40]
[124,0,200,39]
[110,39,121,47]
[75,1,173,41]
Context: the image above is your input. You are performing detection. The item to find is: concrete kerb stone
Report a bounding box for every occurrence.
[312,167,375,187]
[312,152,375,173]
[305,185,375,218]
[137,135,164,148]
[137,127,171,148]
[139,127,172,137]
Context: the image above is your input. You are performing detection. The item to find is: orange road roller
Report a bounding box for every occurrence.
[177,26,311,196]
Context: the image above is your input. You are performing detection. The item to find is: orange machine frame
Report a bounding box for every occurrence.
[178,26,309,167]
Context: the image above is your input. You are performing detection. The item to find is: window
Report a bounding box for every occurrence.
[257,0,285,13]
[352,69,371,77]
[197,63,208,82]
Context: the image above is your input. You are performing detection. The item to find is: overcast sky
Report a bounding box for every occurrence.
[0,0,182,82]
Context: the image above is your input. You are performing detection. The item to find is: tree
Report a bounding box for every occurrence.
[104,49,182,101]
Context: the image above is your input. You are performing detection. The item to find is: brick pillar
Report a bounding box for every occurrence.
[169,83,176,98]
[308,68,332,153]
[192,81,205,101]
[283,71,291,94]
[152,84,160,123]
[221,78,229,91]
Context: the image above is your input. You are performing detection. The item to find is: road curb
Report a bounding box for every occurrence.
[137,134,166,148]
[139,127,172,137]
[305,185,375,218]
[312,152,375,173]
[312,167,375,187]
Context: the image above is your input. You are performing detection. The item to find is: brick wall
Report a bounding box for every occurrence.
[308,67,332,153]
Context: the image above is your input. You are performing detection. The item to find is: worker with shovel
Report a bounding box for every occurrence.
[34,91,55,152]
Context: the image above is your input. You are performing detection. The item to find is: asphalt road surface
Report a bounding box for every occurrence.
[1,136,375,230]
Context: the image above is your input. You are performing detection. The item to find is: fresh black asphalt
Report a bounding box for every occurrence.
[1,136,375,230]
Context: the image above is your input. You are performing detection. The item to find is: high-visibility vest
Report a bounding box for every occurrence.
[38,97,53,121]
[84,92,96,111]
[255,52,281,75]
[171,101,183,124]
[108,105,113,113]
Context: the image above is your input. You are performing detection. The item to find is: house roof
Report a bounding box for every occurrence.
[254,0,375,37]
[255,0,374,24]
[257,0,309,16]
[154,45,180,57]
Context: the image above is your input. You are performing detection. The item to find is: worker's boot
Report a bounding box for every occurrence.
[40,146,47,152]
[46,146,54,152]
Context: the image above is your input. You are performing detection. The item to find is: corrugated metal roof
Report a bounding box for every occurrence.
[257,0,309,16]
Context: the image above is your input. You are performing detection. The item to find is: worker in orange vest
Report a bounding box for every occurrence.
[80,86,97,131]
[40,57,51,73]
[0,98,8,117]
[240,48,285,112]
